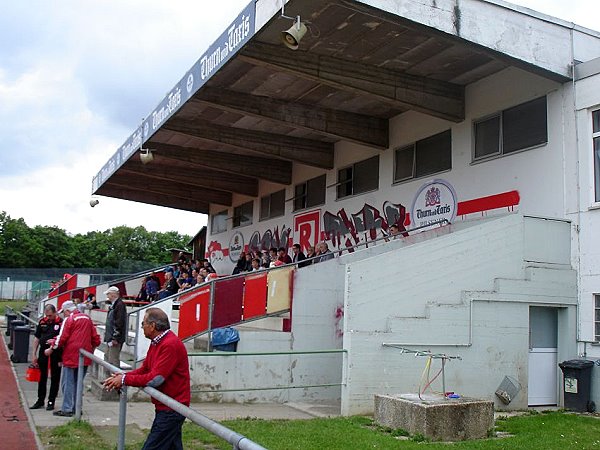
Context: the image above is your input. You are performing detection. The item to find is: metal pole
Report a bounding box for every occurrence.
[144,386,267,450]
[441,357,446,397]
[75,353,85,420]
[117,385,128,450]
[207,281,215,352]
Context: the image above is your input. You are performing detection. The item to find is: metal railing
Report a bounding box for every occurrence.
[77,348,267,450]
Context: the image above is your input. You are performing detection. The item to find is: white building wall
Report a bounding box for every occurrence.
[341,214,577,415]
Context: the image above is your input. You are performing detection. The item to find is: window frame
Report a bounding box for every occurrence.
[259,189,286,221]
[232,200,254,228]
[472,96,548,163]
[592,109,600,205]
[210,209,228,234]
[336,155,380,200]
[292,174,326,212]
[595,294,600,343]
[393,130,452,184]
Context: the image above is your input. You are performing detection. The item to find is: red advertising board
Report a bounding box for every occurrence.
[178,287,211,340]
[212,277,244,328]
[243,273,268,320]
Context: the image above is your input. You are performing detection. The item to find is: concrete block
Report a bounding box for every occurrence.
[374,394,494,441]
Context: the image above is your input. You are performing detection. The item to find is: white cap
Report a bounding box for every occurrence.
[58,300,76,314]
[103,286,120,295]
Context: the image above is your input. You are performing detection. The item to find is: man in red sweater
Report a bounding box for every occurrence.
[45,300,101,417]
[103,308,190,450]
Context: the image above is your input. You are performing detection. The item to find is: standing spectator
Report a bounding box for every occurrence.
[103,308,190,450]
[292,243,307,267]
[30,304,62,410]
[46,301,101,417]
[104,286,127,369]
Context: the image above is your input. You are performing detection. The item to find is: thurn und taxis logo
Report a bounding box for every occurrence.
[425,187,441,207]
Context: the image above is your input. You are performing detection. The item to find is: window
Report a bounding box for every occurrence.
[394,130,452,182]
[474,96,547,160]
[260,189,285,220]
[593,110,600,202]
[596,295,600,342]
[210,209,227,234]
[233,201,253,228]
[293,175,326,211]
[337,156,379,199]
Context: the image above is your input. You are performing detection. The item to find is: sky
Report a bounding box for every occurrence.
[0,0,597,237]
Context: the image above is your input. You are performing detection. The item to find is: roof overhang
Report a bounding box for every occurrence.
[93,0,590,214]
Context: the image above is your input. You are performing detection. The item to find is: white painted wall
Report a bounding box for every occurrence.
[341,214,577,415]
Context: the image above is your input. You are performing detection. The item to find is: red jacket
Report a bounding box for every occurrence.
[124,330,190,411]
[54,311,101,368]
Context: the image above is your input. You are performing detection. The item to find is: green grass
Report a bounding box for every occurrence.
[0,299,28,315]
[38,411,600,450]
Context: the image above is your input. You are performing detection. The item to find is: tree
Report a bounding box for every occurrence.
[0,211,192,270]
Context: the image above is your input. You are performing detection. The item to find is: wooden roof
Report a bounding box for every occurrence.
[94,0,565,214]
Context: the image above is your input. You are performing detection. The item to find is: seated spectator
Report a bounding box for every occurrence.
[196,272,205,285]
[305,246,316,263]
[277,247,292,264]
[269,248,278,264]
[201,259,216,274]
[136,280,148,302]
[250,258,262,271]
[146,275,159,302]
[158,271,179,300]
[83,290,99,310]
[244,253,253,272]
[261,252,271,268]
[314,242,334,263]
[232,252,247,275]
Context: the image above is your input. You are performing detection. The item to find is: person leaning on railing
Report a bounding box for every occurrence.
[103,308,190,450]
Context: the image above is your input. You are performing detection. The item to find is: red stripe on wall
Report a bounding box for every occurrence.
[457,191,520,216]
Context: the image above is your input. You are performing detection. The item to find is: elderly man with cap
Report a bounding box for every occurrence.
[104,286,127,368]
[45,300,101,417]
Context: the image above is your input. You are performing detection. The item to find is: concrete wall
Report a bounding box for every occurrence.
[341,214,577,415]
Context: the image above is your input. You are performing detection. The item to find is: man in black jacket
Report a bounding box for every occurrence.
[104,286,127,368]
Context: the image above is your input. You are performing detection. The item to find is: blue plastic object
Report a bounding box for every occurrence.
[212,327,240,346]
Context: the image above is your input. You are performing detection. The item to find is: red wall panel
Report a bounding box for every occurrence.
[212,277,244,328]
[243,273,267,320]
[178,287,211,340]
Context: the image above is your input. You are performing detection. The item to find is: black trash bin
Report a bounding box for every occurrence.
[5,313,17,336]
[559,359,596,412]
[8,320,26,350]
[11,325,31,363]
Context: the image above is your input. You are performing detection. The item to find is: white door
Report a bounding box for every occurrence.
[528,307,558,406]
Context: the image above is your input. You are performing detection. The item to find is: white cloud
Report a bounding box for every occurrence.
[0,0,597,236]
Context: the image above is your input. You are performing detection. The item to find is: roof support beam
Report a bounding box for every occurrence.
[163,118,334,169]
[149,142,293,185]
[99,185,210,214]
[109,173,233,206]
[193,86,389,149]
[240,42,465,122]
[122,159,259,197]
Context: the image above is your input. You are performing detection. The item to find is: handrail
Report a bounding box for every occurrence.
[126,219,451,353]
[42,263,172,304]
[78,348,267,450]
[5,307,38,327]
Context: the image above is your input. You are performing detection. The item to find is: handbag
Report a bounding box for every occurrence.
[25,364,41,382]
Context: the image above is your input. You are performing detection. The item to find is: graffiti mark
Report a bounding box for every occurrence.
[248,225,292,252]
[334,306,344,339]
[323,201,407,250]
